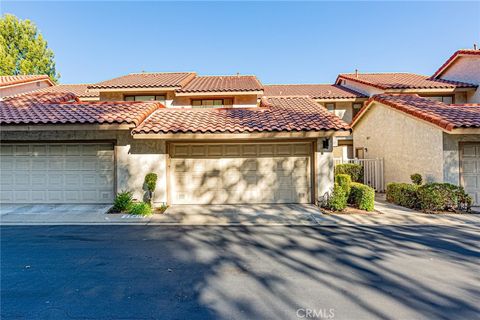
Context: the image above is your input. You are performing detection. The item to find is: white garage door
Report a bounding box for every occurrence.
[170,142,312,204]
[461,143,480,206]
[0,143,114,204]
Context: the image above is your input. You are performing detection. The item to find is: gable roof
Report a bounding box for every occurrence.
[336,72,476,90]
[263,84,366,99]
[352,94,480,132]
[32,84,100,99]
[132,96,349,135]
[1,92,160,126]
[176,75,263,93]
[0,75,54,87]
[89,72,196,90]
[432,49,480,78]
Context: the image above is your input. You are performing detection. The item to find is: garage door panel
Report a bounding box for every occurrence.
[170,142,312,204]
[0,143,114,204]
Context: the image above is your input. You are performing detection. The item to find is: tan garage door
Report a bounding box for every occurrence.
[170,142,312,204]
[461,143,480,206]
[0,143,114,204]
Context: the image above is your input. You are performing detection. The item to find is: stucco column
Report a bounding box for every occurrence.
[116,139,167,204]
[315,138,334,203]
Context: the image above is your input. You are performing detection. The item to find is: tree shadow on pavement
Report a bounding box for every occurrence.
[1,225,479,320]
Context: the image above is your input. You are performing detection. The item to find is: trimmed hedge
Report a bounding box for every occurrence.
[335,174,352,196]
[417,183,472,212]
[335,164,363,183]
[327,183,347,211]
[386,183,419,209]
[349,182,375,211]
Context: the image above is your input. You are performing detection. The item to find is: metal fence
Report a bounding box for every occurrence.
[334,158,385,192]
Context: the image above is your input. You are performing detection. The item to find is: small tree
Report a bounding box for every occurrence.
[144,173,158,204]
[0,14,59,82]
[410,173,423,185]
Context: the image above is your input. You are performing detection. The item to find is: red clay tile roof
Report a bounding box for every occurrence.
[132,96,350,134]
[352,94,480,131]
[0,75,53,87]
[31,84,99,99]
[1,96,161,126]
[176,75,263,93]
[2,92,79,106]
[263,84,366,99]
[89,72,196,89]
[336,73,476,90]
[432,49,480,78]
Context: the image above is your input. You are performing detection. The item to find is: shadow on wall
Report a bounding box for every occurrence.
[172,157,309,205]
[2,225,479,319]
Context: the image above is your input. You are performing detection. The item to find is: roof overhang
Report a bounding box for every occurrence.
[175,90,264,97]
[385,87,475,94]
[314,97,368,103]
[133,130,351,140]
[88,87,181,93]
[0,78,54,90]
[449,128,480,135]
[0,123,135,131]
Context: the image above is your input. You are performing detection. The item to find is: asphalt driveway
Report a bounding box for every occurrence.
[1,225,479,320]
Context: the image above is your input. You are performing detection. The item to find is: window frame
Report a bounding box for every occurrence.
[191,98,234,109]
[124,95,166,102]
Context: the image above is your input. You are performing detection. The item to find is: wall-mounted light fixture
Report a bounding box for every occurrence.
[322,138,330,150]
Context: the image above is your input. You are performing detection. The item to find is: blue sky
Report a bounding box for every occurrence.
[2,1,480,84]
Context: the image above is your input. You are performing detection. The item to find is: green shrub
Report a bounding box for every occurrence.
[144,173,158,192]
[326,183,347,211]
[335,164,363,182]
[417,183,472,212]
[335,174,352,196]
[349,182,375,211]
[129,202,153,216]
[386,183,419,209]
[410,173,423,185]
[112,191,133,212]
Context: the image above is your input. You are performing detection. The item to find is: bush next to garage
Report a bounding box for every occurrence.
[417,183,472,212]
[326,183,348,211]
[335,164,364,183]
[386,183,419,209]
[129,202,153,216]
[348,182,375,211]
[335,174,352,196]
[112,191,133,213]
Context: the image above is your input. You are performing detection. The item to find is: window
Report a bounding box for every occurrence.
[192,98,234,108]
[352,103,363,118]
[325,103,335,112]
[124,95,166,104]
[424,96,454,104]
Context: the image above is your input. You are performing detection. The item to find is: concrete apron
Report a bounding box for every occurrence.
[1,202,480,226]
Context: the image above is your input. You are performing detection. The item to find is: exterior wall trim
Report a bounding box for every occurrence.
[0,124,135,131]
[133,131,351,140]
[175,90,264,97]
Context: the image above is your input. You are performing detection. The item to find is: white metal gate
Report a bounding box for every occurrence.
[334,158,385,192]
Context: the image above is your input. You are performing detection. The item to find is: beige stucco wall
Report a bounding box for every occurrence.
[438,56,480,103]
[353,102,444,184]
[318,101,353,123]
[443,133,480,186]
[0,80,51,98]
[0,129,168,204]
